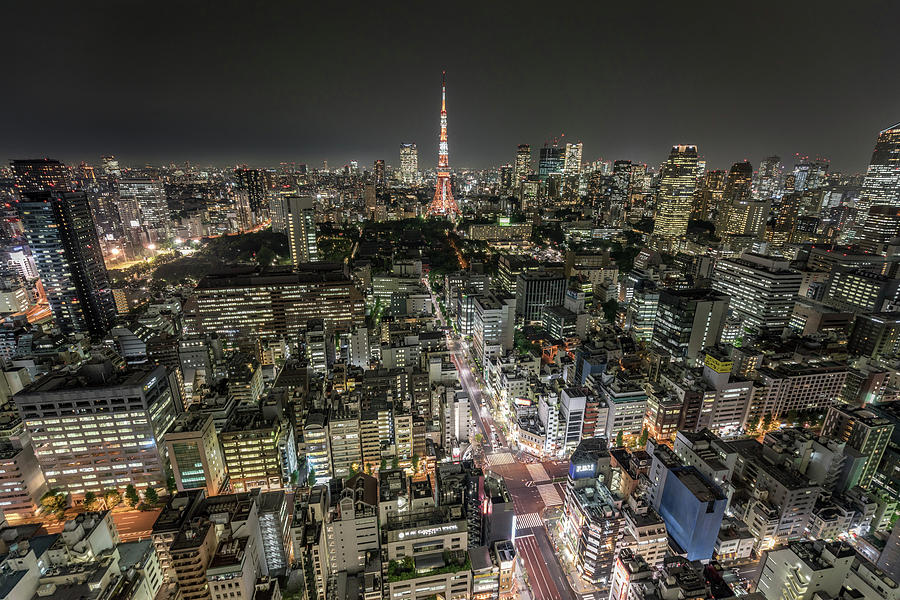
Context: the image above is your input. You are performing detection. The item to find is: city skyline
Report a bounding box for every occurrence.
[2,2,899,171]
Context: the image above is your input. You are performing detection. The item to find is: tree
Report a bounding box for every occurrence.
[257,245,276,267]
[761,414,773,432]
[166,474,177,493]
[105,489,122,509]
[637,428,649,448]
[391,456,400,470]
[380,457,388,471]
[602,299,619,324]
[411,454,420,473]
[746,416,760,432]
[474,432,484,446]
[41,489,67,520]
[144,487,159,505]
[307,469,316,487]
[290,470,299,486]
[125,484,140,508]
[83,491,98,511]
[615,430,624,447]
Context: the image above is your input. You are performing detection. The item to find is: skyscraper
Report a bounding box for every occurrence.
[538,144,563,180]
[514,144,531,182]
[755,155,783,200]
[18,190,115,336]
[399,143,418,184]
[428,71,459,217]
[118,177,170,237]
[100,155,121,177]
[235,168,268,220]
[718,161,768,239]
[286,195,318,266]
[373,159,386,190]
[12,158,71,193]
[858,122,900,219]
[564,142,583,175]
[653,145,699,239]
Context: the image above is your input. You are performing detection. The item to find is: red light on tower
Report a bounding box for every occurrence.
[428,71,460,218]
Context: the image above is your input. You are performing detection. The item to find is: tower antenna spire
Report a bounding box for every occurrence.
[428,70,459,218]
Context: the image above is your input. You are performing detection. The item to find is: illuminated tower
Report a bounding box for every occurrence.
[428,71,459,217]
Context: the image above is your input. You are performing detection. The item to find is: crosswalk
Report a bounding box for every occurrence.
[537,483,563,506]
[516,512,544,530]
[582,593,604,600]
[486,452,515,466]
[527,463,550,482]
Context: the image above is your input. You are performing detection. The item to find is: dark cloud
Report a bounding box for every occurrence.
[2,1,898,172]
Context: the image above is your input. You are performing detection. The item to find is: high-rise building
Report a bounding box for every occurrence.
[472,294,515,364]
[858,122,900,218]
[858,205,900,253]
[13,362,179,498]
[848,313,900,359]
[757,541,856,600]
[17,190,115,336]
[514,144,531,182]
[399,143,418,184]
[653,145,699,239]
[822,405,894,489]
[118,177,170,236]
[564,142,583,175]
[100,155,121,177]
[651,288,729,365]
[515,270,566,323]
[428,71,459,217]
[711,252,802,336]
[373,159,386,189]
[11,158,71,193]
[194,266,365,348]
[220,409,297,492]
[755,155,784,200]
[164,412,227,497]
[234,168,268,220]
[718,161,768,239]
[538,144,563,180]
[285,195,318,266]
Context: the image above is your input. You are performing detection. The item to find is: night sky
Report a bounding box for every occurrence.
[3,1,899,172]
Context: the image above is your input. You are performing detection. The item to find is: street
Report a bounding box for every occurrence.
[427,276,576,600]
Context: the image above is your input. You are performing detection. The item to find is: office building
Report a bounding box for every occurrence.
[399,143,418,183]
[164,412,227,497]
[849,313,900,359]
[13,362,178,498]
[328,404,362,480]
[755,155,784,200]
[323,474,379,575]
[194,266,365,347]
[757,541,856,600]
[472,294,515,364]
[753,362,848,420]
[561,438,620,590]
[823,405,894,490]
[220,410,297,492]
[118,178,170,236]
[0,439,48,518]
[564,142,583,174]
[11,158,71,192]
[17,190,115,336]
[653,144,699,239]
[235,167,268,220]
[658,465,726,560]
[858,205,900,252]
[824,268,900,313]
[858,122,900,218]
[286,195,318,266]
[651,288,729,365]
[538,144,563,179]
[513,143,531,184]
[515,269,566,323]
[712,252,802,335]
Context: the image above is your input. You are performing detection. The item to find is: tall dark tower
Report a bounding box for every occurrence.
[18,190,115,337]
[858,122,900,219]
[428,71,459,217]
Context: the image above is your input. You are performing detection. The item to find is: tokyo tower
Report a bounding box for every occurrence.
[428,71,460,217]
